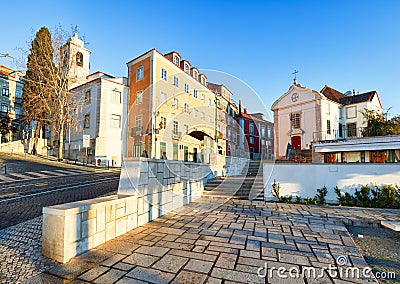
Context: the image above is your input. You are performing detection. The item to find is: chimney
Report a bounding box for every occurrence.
[239,100,242,115]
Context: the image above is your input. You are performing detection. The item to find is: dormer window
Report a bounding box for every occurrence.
[76,52,83,67]
[193,71,198,80]
[201,77,205,85]
[173,55,180,66]
[184,64,190,73]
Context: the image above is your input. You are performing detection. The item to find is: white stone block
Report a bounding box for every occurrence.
[127,213,137,231]
[105,221,116,241]
[116,216,127,237]
[96,206,106,232]
[138,212,149,227]
[93,231,106,247]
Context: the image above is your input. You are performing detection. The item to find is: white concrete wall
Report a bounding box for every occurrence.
[0,138,48,155]
[43,195,137,263]
[263,163,400,203]
[118,159,212,225]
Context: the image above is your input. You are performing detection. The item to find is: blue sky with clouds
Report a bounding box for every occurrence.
[2,0,400,118]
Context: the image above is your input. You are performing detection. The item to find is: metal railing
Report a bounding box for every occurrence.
[313,126,397,143]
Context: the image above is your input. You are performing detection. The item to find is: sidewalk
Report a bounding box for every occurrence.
[22,197,400,284]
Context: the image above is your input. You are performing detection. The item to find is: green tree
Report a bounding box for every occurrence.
[22,26,82,160]
[0,115,18,143]
[362,109,400,137]
[22,27,55,154]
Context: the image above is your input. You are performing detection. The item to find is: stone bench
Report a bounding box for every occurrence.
[42,195,137,263]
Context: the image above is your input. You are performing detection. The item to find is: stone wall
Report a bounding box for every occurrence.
[263,163,400,203]
[0,138,48,155]
[118,159,211,226]
[42,195,137,263]
[43,158,212,263]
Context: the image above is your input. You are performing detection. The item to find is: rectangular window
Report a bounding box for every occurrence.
[267,127,271,138]
[1,104,9,113]
[184,83,189,93]
[173,143,178,160]
[173,56,179,66]
[291,113,301,129]
[208,98,212,107]
[137,66,144,81]
[201,94,205,103]
[193,108,198,117]
[160,116,166,129]
[84,90,91,104]
[161,68,167,80]
[249,124,254,135]
[173,76,179,87]
[327,103,330,115]
[2,88,9,97]
[136,91,143,105]
[193,89,198,98]
[173,120,178,135]
[346,106,357,119]
[184,103,188,113]
[110,114,121,128]
[111,89,121,104]
[201,112,205,120]
[184,124,189,134]
[339,124,343,137]
[261,127,266,137]
[160,142,167,159]
[346,123,357,137]
[173,98,178,109]
[327,120,331,134]
[84,114,90,128]
[135,116,142,135]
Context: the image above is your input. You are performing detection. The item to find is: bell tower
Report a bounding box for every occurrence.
[64,33,91,89]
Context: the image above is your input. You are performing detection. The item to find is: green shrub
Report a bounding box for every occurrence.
[280,195,293,203]
[270,180,280,200]
[315,186,328,205]
[294,195,302,204]
[334,186,352,206]
[353,185,371,207]
[304,196,317,205]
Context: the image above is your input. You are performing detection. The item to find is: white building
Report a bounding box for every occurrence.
[54,34,129,166]
[68,72,128,166]
[272,80,383,160]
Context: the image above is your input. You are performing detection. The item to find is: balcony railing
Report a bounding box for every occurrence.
[313,126,395,143]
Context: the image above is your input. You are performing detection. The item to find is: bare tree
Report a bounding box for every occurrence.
[22,26,84,160]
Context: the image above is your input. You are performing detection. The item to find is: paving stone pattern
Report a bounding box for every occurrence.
[22,198,400,284]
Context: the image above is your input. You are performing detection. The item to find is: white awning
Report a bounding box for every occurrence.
[315,141,400,153]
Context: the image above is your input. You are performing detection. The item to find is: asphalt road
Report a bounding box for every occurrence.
[0,153,120,230]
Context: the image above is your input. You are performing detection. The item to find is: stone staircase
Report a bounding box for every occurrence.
[203,160,264,201]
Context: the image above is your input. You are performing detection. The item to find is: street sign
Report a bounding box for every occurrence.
[83,135,90,148]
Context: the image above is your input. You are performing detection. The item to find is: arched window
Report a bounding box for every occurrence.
[76,52,83,67]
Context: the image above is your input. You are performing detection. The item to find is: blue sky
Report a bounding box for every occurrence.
[2,0,400,119]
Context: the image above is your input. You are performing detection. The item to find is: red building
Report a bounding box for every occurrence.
[237,107,274,160]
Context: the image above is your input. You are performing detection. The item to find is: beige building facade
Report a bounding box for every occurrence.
[272,80,383,160]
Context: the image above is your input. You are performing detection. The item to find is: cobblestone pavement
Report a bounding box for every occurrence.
[0,217,56,283]
[21,198,400,284]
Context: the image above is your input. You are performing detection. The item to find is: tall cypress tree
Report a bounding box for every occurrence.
[22,27,55,154]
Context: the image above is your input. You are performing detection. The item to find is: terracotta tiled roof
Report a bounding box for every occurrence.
[339,91,377,105]
[0,65,14,76]
[320,85,346,103]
